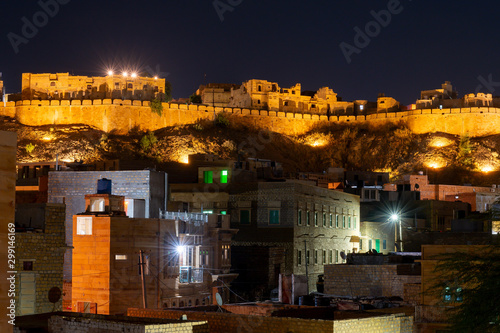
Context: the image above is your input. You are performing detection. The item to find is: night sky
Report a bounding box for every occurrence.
[1,0,499,104]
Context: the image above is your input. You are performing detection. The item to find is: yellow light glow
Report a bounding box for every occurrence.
[154,76,158,80]
[122,71,128,77]
[131,73,137,78]
[42,136,52,141]
[425,159,446,169]
[107,70,113,76]
[428,137,453,148]
[180,155,189,164]
[480,164,495,173]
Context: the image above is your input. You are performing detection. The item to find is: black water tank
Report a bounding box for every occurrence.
[97,178,112,194]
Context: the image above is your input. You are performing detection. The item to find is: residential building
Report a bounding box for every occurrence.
[72,193,237,315]
[14,203,66,315]
[196,83,240,107]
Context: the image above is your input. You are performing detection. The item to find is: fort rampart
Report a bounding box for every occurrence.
[1,99,500,137]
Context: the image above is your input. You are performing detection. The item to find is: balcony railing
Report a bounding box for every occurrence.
[179,266,203,284]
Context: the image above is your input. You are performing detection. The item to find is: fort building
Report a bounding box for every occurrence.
[196,83,240,107]
[21,73,166,101]
[3,74,500,137]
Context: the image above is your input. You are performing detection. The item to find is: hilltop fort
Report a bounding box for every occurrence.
[1,73,499,136]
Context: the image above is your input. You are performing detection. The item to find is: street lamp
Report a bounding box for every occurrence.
[390,214,403,252]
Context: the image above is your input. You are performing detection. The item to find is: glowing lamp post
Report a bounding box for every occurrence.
[390,214,403,252]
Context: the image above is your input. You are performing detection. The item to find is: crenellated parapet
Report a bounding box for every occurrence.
[2,99,500,137]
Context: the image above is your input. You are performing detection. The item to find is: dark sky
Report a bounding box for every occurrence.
[1,0,499,104]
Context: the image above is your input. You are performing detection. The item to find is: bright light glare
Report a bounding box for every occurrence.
[154,76,158,80]
[390,214,399,221]
[122,71,128,77]
[176,245,185,254]
[131,72,137,78]
[107,70,113,76]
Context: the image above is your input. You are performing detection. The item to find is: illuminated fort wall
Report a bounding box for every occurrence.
[1,100,500,137]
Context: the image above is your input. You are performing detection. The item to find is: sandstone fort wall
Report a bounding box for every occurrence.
[1,100,500,136]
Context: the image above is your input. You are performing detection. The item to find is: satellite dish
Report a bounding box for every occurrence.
[215,292,223,306]
[415,184,420,189]
[340,251,346,260]
[48,287,62,304]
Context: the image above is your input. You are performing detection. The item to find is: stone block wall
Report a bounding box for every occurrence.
[2,100,500,136]
[47,315,209,333]
[128,308,413,333]
[403,283,421,306]
[323,265,421,300]
[15,203,66,315]
[0,131,16,333]
[334,313,413,333]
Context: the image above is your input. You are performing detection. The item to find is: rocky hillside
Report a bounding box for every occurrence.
[3,113,500,185]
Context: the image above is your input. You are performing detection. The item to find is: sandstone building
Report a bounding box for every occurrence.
[22,73,166,101]
[72,193,237,315]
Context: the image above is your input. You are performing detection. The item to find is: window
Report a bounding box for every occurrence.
[455,288,463,302]
[443,287,452,302]
[143,85,148,90]
[322,250,326,264]
[203,171,213,184]
[115,255,127,260]
[127,83,133,89]
[368,239,372,251]
[314,250,318,264]
[314,212,318,227]
[87,84,92,90]
[257,99,261,104]
[220,211,227,215]
[360,239,363,250]
[322,213,326,227]
[306,211,310,226]
[114,82,120,89]
[240,210,250,224]
[342,216,346,228]
[284,101,288,106]
[329,214,333,228]
[353,217,357,229]
[89,197,105,212]
[76,216,92,235]
[298,209,302,226]
[258,85,262,92]
[220,170,228,183]
[348,216,351,229]
[335,215,339,228]
[329,250,333,264]
[335,250,339,263]
[202,210,213,214]
[23,261,33,271]
[306,250,310,265]
[383,240,387,250]
[297,250,302,266]
[269,210,280,225]
[360,105,364,111]
[50,82,56,87]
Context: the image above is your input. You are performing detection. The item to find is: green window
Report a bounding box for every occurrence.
[314,212,318,227]
[322,213,326,227]
[297,250,302,266]
[220,211,227,215]
[269,210,280,224]
[298,209,302,226]
[343,216,346,228]
[203,171,213,184]
[306,211,310,226]
[375,239,380,252]
[353,217,357,229]
[240,210,250,224]
[335,215,339,228]
[203,210,213,214]
[220,170,228,183]
[329,214,333,227]
[348,216,351,229]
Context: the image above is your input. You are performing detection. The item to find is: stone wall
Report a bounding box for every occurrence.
[2,100,500,136]
[47,314,209,333]
[0,131,16,333]
[128,307,413,333]
[323,265,421,300]
[14,203,66,315]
